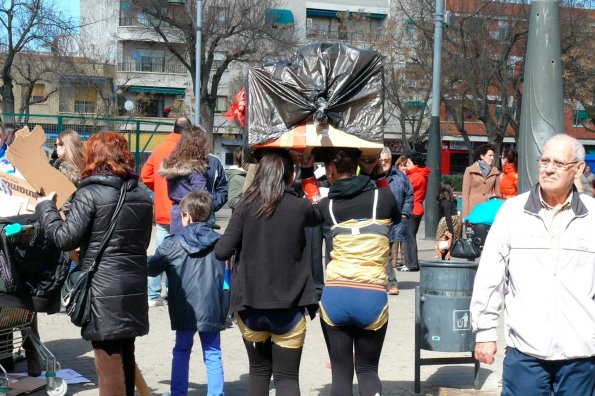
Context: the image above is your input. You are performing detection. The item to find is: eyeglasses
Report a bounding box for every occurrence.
[379,159,391,164]
[54,142,64,148]
[537,158,579,171]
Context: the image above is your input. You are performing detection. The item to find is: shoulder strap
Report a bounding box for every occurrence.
[89,180,129,272]
[372,189,379,221]
[328,199,338,225]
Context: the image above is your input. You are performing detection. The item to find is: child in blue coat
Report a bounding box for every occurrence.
[148,191,228,396]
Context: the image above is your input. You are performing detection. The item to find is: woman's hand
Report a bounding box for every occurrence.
[37,191,57,204]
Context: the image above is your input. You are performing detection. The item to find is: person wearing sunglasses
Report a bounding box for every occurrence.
[52,130,84,186]
[471,134,595,395]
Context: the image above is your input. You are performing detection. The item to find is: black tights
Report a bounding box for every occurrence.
[243,337,303,396]
[320,318,388,396]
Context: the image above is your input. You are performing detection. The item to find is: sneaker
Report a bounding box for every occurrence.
[148,297,166,307]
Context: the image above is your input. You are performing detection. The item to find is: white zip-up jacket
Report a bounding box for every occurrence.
[470,184,595,360]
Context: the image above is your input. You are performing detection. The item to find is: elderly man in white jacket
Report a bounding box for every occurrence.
[470,134,595,396]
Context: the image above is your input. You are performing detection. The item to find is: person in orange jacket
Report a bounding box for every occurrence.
[141,116,192,307]
[400,153,431,272]
[499,147,518,199]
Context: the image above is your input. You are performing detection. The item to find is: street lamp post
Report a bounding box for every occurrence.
[168,0,202,125]
[424,0,445,240]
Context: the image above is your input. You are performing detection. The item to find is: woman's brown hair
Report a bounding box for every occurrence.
[58,130,85,172]
[81,131,135,178]
[162,125,209,169]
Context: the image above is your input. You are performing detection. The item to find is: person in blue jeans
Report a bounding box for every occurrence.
[148,191,228,396]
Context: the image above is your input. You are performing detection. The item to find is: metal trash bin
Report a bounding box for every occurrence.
[414,259,480,393]
[419,260,478,352]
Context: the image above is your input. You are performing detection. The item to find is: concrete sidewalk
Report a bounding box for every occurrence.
[25,209,505,395]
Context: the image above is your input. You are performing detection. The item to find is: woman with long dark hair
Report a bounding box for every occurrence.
[36,131,153,396]
[159,125,209,235]
[215,150,321,396]
[302,148,400,396]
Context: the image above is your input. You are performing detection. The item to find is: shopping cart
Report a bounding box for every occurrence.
[0,219,67,396]
[0,307,67,396]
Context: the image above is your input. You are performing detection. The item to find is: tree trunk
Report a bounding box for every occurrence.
[0,78,16,119]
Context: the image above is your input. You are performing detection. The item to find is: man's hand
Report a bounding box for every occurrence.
[359,158,382,177]
[474,341,497,365]
[300,152,316,169]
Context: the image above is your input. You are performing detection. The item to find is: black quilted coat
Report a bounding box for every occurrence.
[36,175,153,341]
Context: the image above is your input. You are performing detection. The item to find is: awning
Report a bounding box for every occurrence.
[268,9,294,26]
[127,86,186,95]
[221,139,244,146]
[405,101,426,108]
[306,9,386,19]
[61,76,106,85]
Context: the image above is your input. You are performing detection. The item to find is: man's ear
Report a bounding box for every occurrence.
[575,161,586,179]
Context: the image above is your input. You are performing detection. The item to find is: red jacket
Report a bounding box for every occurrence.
[140,133,181,225]
[406,166,431,216]
[499,163,518,198]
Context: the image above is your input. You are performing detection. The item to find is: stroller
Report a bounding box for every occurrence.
[455,197,505,259]
[0,215,69,396]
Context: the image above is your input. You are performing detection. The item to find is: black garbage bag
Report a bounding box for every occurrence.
[246,42,385,146]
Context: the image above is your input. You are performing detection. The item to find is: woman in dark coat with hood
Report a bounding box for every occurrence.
[36,131,153,396]
[158,125,209,235]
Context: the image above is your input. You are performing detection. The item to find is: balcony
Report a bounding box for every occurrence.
[118,60,187,75]
[306,29,383,44]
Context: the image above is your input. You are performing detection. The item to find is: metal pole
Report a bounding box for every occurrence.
[424,0,444,240]
[195,0,202,125]
[517,0,563,193]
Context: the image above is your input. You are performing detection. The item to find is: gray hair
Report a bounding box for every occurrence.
[381,147,392,157]
[546,134,585,161]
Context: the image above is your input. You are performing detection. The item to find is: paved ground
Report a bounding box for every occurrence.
[21,209,505,395]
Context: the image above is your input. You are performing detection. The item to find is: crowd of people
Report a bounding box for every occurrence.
[1,118,594,396]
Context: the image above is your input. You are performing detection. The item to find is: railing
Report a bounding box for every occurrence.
[0,113,175,173]
[118,61,187,74]
[306,29,383,43]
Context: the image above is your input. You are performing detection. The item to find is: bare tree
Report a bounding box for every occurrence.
[398,0,594,162]
[0,0,75,118]
[376,11,433,152]
[128,0,299,137]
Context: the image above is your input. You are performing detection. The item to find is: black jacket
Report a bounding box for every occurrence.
[148,222,228,331]
[320,175,401,225]
[214,187,322,317]
[36,175,153,341]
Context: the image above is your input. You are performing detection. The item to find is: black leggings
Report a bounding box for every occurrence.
[320,318,388,396]
[243,337,303,396]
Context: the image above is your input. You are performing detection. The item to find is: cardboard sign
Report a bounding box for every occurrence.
[7,125,76,209]
[0,171,37,214]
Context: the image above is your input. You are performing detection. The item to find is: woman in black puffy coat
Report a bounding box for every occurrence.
[36,131,153,396]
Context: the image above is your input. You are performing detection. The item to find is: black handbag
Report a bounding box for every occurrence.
[61,181,128,327]
[450,238,481,259]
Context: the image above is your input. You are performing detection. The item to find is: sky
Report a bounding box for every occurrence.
[57,0,80,22]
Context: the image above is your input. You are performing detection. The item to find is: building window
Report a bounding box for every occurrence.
[212,52,226,69]
[22,84,47,103]
[211,6,227,26]
[215,96,227,113]
[74,86,97,114]
[74,101,95,113]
